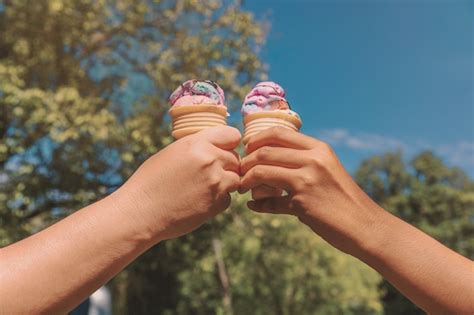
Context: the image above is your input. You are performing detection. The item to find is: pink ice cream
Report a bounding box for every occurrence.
[241,81,300,119]
[169,80,226,107]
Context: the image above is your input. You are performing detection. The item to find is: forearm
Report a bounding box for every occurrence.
[355,207,474,314]
[0,190,156,314]
[239,128,474,314]
[0,126,240,314]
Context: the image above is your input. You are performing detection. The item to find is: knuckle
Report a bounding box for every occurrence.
[256,146,271,160]
[199,154,216,167]
[295,172,314,190]
[318,141,333,154]
[301,173,314,187]
[308,154,323,168]
[191,147,216,167]
[308,149,331,169]
[207,173,222,190]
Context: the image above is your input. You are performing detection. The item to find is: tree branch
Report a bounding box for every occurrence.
[212,237,234,315]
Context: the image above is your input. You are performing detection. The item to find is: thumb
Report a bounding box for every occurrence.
[197,126,241,150]
[247,195,293,215]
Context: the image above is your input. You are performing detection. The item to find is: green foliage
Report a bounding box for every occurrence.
[355,151,474,314]
[0,0,266,245]
[0,63,124,245]
[122,194,383,315]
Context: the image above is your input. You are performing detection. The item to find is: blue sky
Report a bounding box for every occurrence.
[244,0,473,176]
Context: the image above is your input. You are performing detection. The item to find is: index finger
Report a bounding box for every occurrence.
[245,127,316,154]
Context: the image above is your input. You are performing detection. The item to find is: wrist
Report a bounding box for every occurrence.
[105,186,165,247]
[348,201,393,263]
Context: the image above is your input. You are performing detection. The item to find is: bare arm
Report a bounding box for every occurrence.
[240,127,474,315]
[0,193,152,314]
[0,126,241,314]
[359,208,473,314]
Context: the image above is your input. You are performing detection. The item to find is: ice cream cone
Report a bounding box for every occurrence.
[168,80,228,139]
[243,111,302,144]
[169,105,227,139]
[241,81,302,199]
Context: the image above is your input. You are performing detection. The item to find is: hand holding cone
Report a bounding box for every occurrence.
[168,80,301,200]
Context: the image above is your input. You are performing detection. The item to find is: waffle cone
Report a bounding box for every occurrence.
[243,111,302,199]
[243,111,302,144]
[169,105,228,139]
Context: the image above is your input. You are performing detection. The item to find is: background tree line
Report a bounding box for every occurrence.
[1,1,472,314]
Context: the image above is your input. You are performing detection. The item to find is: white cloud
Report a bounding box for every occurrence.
[318,128,405,152]
[435,141,474,167]
[315,128,474,171]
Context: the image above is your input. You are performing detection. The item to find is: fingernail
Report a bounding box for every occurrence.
[238,187,247,194]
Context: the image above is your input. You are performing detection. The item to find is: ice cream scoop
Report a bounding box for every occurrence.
[241,81,300,119]
[168,80,228,139]
[169,79,226,107]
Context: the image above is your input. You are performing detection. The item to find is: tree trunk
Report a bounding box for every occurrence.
[212,237,234,315]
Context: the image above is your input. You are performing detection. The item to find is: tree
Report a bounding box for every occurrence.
[161,194,383,315]
[0,0,265,243]
[0,1,393,313]
[1,0,265,312]
[355,151,474,314]
[120,194,382,314]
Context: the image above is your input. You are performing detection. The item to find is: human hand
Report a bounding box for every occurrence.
[240,127,383,255]
[113,126,241,242]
